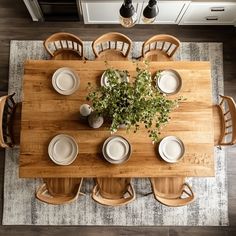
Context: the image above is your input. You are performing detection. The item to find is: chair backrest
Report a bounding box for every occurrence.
[0,94,16,148]
[217,95,236,146]
[142,34,180,59]
[36,178,83,205]
[92,178,135,206]
[150,177,195,207]
[92,32,132,58]
[43,32,84,58]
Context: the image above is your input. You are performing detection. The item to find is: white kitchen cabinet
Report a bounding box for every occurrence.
[82,0,190,25]
[82,0,143,24]
[180,2,236,25]
[82,0,236,26]
[150,1,190,24]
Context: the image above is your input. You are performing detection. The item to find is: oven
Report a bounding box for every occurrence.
[23,0,83,21]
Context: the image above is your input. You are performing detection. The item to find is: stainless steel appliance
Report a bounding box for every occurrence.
[23,0,83,21]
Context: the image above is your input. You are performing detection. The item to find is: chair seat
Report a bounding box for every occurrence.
[92,178,135,206]
[36,178,83,205]
[52,50,83,60]
[44,32,84,60]
[94,50,129,61]
[36,183,81,205]
[92,32,132,61]
[150,177,195,207]
[151,177,185,198]
[144,50,173,61]
[142,34,180,61]
[97,178,130,199]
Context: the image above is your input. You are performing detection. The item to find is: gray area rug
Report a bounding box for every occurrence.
[2,40,228,226]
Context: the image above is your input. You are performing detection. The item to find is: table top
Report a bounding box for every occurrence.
[19,60,214,178]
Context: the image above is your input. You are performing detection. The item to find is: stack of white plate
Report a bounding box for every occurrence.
[100,70,129,87]
[102,136,131,164]
[158,136,185,163]
[52,67,80,95]
[155,69,182,95]
[48,134,78,165]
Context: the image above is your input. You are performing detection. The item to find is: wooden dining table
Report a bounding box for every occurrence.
[19,60,215,178]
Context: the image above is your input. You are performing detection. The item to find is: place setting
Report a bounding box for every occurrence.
[48,134,79,165]
[158,136,185,163]
[155,69,182,95]
[52,67,80,95]
[102,135,132,164]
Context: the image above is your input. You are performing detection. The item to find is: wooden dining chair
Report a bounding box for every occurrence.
[92,178,136,206]
[43,32,84,60]
[148,177,195,207]
[0,93,21,148]
[92,32,132,61]
[142,34,180,61]
[36,178,84,205]
[214,95,236,146]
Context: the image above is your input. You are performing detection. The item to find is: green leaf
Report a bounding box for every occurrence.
[86,66,183,142]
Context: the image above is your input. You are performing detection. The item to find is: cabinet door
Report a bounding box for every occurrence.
[180,2,236,25]
[82,0,142,24]
[152,1,190,24]
[23,0,44,21]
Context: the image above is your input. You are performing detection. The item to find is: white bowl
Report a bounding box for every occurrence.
[102,135,131,164]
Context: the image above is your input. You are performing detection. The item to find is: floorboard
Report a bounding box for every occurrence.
[169,227,228,236]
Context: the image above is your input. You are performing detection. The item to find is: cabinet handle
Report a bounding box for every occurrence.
[205,16,218,21]
[210,7,225,12]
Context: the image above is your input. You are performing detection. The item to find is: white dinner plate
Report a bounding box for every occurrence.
[52,67,80,95]
[155,69,182,95]
[100,70,129,87]
[106,137,129,160]
[48,134,78,165]
[158,136,185,163]
[102,136,131,164]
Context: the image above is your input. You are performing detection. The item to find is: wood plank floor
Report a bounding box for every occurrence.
[0,0,236,235]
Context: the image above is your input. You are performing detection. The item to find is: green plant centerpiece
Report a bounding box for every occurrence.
[87,65,181,142]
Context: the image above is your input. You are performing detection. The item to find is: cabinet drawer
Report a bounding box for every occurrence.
[180,2,236,25]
